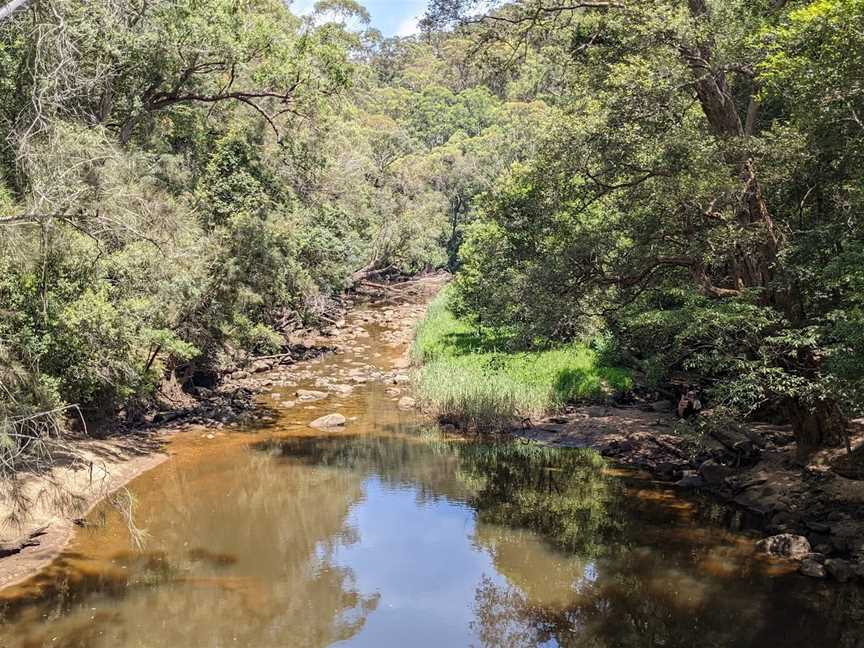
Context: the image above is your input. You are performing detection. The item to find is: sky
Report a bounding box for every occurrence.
[291,0,429,37]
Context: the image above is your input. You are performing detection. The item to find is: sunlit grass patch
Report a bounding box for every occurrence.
[412,291,632,431]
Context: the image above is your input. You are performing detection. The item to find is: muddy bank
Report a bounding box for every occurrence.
[515,405,864,583]
[0,274,446,594]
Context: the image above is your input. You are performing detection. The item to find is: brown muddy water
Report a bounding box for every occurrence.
[0,303,862,648]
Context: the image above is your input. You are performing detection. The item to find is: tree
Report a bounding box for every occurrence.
[434,0,864,449]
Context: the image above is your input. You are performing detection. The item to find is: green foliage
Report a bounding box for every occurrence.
[438,0,864,444]
[413,291,632,430]
[0,0,549,442]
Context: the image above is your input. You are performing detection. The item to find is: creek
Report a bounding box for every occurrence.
[0,296,856,648]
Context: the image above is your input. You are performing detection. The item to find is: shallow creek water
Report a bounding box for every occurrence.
[0,301,860,648]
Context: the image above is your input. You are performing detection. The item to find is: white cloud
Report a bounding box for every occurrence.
[395,15,420,37]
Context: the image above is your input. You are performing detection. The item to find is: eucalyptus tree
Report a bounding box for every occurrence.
[431,0,864,449]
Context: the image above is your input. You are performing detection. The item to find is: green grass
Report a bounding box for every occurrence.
[412,291,632,431]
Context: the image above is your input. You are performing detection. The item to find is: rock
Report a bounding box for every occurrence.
[698,459,733,485]
[650,400,673,413]
[676,473,705,489]
[309,413,346,429]
[825,558,855,583]
[329,384,354,395]
[154,410,183,424]
[655,461,683,480]
[756,534,812,560]
[770,511,799,532]
[385,387,401,396]
[251,360,272,373]
[196,387,214,399]
[270,393,281,401]
[392,373,411,385]
[233,370,250,379]
[800,559,826,579]
[398,396,416,410]
[804,519,831,534]
[296,389,328,402]
[393,356,411,369]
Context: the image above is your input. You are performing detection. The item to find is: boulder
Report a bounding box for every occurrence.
[756,534,812,560]
[296,390,328,402]
[698,459,733,485]
[251,360,272,373]
[800,559,826,579]
[825,558,855,583]
[676,472,705,489]
[398,396,416,410]
[650,400,673,413]
[309,413,346,429]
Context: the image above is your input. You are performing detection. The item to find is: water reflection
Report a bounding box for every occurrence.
[1,406,861,646]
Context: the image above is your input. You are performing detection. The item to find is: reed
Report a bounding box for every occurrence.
[412,292,631,431]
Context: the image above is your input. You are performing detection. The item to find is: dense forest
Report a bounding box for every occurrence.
[0,0,551,466]
[1,0,864,471]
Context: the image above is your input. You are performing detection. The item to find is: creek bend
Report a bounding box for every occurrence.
[0,295,854,648]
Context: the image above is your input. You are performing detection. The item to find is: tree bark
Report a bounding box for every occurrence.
[786,399,847,451]
[683,0,781,300]
[0,0,32,22]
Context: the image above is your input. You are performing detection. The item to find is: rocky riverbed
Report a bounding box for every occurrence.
[516,404,864,583]
[0,274,446,593]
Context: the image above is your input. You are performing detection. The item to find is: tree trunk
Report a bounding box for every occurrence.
[786,398,847,451]
[684,1,782,301]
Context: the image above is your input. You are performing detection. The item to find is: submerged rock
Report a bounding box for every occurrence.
[296,389,328,402]
[309,413,346,429]
[756,534,811,560]
[698,459,733,485]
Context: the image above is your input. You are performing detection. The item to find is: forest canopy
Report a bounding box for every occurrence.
[1,0,863,460]
[426,0,864,449]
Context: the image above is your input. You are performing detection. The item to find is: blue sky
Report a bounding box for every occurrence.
[291,0,428,36]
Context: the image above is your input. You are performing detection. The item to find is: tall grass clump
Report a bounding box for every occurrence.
[412,291,632,431]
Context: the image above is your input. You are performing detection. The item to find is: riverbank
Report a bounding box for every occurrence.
[411,295,864,584]
[412,290,632,431]
[517,408,864,582]
[0,273,448,594]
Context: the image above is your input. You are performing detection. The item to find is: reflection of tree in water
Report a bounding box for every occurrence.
[255,432,862,648]
[443,440,859,648]
[470,564,864,648]
[258,431,473,503]
[0,447,380,648]
[263,433,622,557]
[453,442,621,557]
